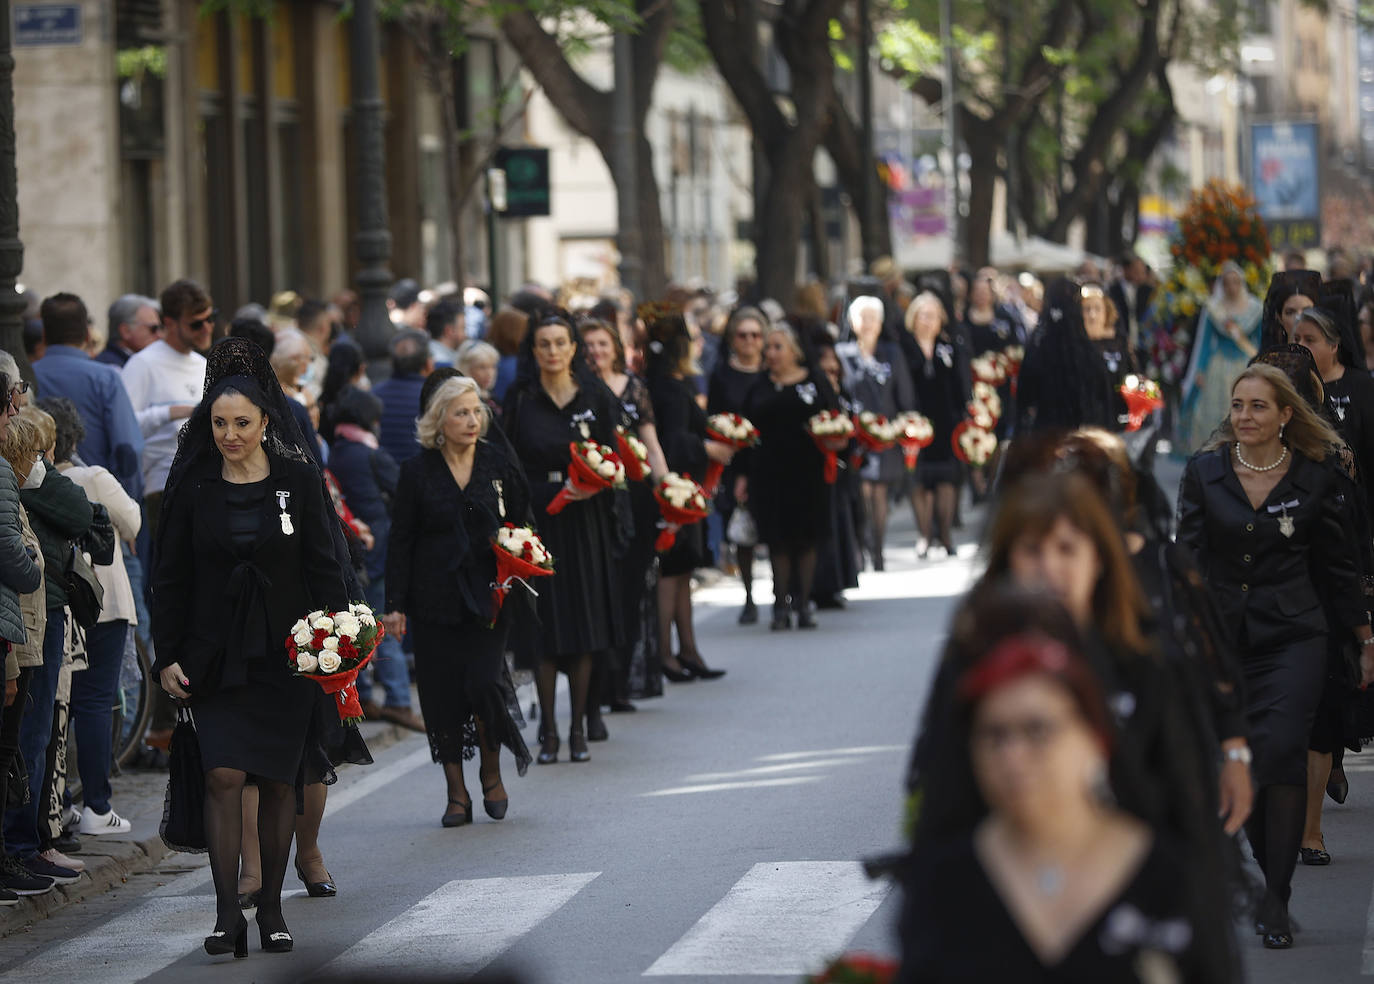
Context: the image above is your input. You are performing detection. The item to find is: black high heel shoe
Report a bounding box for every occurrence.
[442,797,473,828]
[295,858,337,897]
[569,729,591,763]
[662,660,695,683]
[770,606,792,631]
[586,711,610,741]
[795,610,818,630]
[256,912,294,953]
[482,779,509,820]
[204,916,248,958]
[536,731,559,765]
[680,652,726,679]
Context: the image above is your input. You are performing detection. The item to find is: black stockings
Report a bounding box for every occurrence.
[737,545,756,603]
[657,574,698,668]
[912,484,956,551]
[205,768,294,931]
[536,655,591,739]
[770,547,818,613]
[1246,783,1305,921]
[861,482,889,566]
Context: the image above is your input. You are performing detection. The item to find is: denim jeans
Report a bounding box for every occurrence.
[122,542,153,657]
[69,619,128,815]
[3,612,64,859]
[355,577,412,708]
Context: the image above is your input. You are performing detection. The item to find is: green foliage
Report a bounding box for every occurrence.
[116,45,167,80]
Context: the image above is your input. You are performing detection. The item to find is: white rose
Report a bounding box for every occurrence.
[334,616,361,639]
[291,619,308,636]
[597,462,616,478]
[321,636,339,651]
[360,612,376,627]
[293,629,312,647]
[307,610,324,622]
[311,615,334,632]
[296,652,319,673]
[586,448,603,465]
[317,652,342,673]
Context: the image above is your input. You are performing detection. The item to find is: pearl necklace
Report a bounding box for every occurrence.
[1234,442,1288,472]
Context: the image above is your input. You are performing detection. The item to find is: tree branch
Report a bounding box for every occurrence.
[499,7,614,150]
[698,0,787,147]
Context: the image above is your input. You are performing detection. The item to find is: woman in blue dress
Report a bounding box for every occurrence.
[1178,262,1263,454]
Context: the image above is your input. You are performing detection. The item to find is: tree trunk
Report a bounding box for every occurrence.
[755,146,810,302]
[634,133,668,298]
[807,174,831,283]
[434,50,468,287]
[962,130,998,268]
[823,96,892,263]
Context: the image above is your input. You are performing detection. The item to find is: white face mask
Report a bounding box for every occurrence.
[21,459,43,490]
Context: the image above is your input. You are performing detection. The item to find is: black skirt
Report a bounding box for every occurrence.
[615,482,662,700]
[193,662,315,786]
[411,616,532,774]
[1242,634,1327,786]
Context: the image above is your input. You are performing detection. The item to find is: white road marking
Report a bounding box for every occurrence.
[640,776,824,797]
[320,872,599,977]
[684,757,862,781]
[643,861,890,976]
[758,745,907,762]
[1,896,216,982]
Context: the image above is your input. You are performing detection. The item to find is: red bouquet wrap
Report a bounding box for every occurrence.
[1119,375,1165,432]
[808,953,897,984]
[286,605,386,723]
[615,427,650,482]
[808,410,855,484]
[547,441,625,514]
[894,411,934,471]
[951,419,998,466]
[703,413,759,494]
[653,472,710,551]
[490,524,554,623]
[853,411,898,454]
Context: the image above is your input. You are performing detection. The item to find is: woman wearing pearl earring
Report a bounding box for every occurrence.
[1179,363,1374,949]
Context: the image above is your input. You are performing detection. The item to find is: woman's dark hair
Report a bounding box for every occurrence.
[578,316,626,374]
[486,307,529,358]
[1318,279,1366,371]
[1261,269,1322,349]
[514,306,600,391]
[36,396,84,463]
[982,470,1150,655]
[330,386,383,431]
[643,310,694,378]
[227,317,275,358]
[321,341,364,410]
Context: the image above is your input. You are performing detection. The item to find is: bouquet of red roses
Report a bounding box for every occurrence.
[490,523,555,623]
[893,411,934,471]
[546,440,626,514]
[702,412,759,494]
[853,411,898,454]
[808,410,856,484]
[615,427,651,482]
[1119,374,1165,432]
[970,352,1007,386]
[286,604,386,723]
[653,472,711,551]
[952,419,998,466]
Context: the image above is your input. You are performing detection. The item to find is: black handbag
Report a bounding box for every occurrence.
[159,704,207,854]
[64,543,104,629]
[80,504,117,566]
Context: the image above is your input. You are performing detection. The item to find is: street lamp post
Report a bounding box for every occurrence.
[0,0,25,377]
[350,0,393,359]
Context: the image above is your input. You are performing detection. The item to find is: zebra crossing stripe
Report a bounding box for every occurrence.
[643,862,890,976]
[320,872,600,977]
[2,896,216,983]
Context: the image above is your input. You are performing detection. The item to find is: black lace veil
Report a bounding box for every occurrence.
[1260,270,1322,350]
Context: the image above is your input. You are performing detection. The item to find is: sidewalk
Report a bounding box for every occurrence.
[0,714,417,939]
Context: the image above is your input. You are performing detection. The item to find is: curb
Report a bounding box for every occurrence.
[0,718,414,939]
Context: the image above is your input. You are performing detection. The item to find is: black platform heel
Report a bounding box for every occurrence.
[256,912,294,953]
[295,857,337,897]
[482,779,508,820]
[536,730,559,765]
[204,916,248,958]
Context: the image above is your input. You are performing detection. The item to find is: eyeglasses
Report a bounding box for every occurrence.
[971,714,1069,752]
[188,311,218,330]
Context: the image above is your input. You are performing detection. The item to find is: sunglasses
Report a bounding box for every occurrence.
[188,310,218,330]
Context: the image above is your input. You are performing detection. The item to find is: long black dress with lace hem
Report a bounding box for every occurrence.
[611,373,662,700]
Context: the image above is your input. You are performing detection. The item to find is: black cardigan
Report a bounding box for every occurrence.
[385,440,532,625]
[151,453,349,693]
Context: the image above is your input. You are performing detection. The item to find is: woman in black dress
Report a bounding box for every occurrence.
[707,307,767,623]
[812,330,863,607]
[153,338,351,957]
[900,291,967,559]
[384,376,533,827]
[742,322,837,630]
[959,272,1022,492]
[582,317,669,711]
[839,295,913,570]
[1017,278,1121,435]
[1178,363,1373,948]
[646,310,734,680]
[502,308,624,765]
[900,586,1218,984]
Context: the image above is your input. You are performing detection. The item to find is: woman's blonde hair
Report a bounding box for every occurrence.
[0,406,49,474]
[1205,362,1342,462]
[415,376,490,448]
[904,291,947,333]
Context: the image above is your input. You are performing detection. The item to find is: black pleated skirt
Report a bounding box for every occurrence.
[193,662,314,786]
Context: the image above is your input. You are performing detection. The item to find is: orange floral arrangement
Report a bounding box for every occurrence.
[1168,181,1271,277]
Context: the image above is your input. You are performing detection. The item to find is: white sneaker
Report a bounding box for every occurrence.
[39,848,85,873]
[60,805,81,833]
[79,806,132,836]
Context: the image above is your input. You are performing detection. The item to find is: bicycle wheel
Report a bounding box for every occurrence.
[112,632,154,770]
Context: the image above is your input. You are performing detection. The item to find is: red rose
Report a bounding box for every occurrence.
[312,628,329,647]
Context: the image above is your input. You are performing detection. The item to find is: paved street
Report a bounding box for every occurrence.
[0,526,974,983]
[7,491,1374,982]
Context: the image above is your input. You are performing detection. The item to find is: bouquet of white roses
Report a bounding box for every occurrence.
[547,440,627,514]
[653,472,710,551]
[894,411,934,471]
[286,603,385,723]
[490,524,555,623]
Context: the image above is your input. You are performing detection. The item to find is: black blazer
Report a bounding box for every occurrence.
[385,440,531,625]
[151,453,349,693]
[1178,447,1367,651]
